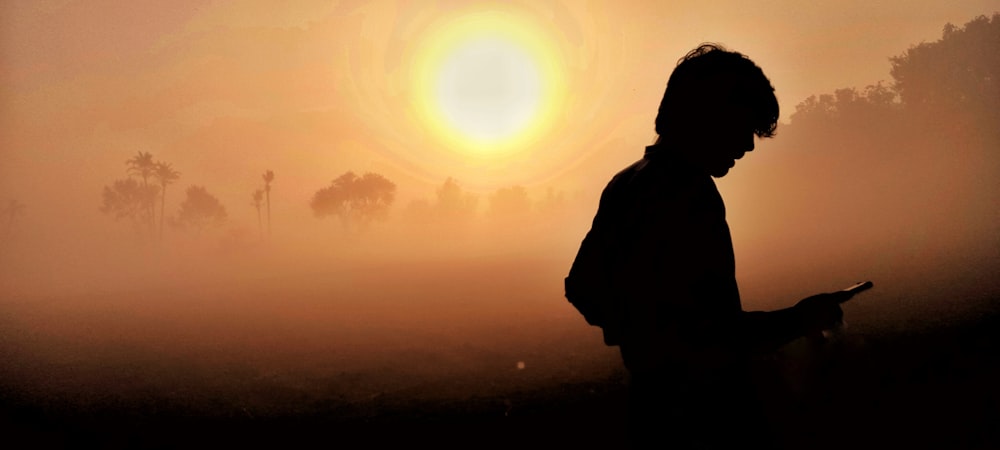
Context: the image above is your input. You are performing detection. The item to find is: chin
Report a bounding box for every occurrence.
[710,167,731,178]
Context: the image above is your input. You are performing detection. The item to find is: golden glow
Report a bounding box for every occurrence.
[412,10,566,160]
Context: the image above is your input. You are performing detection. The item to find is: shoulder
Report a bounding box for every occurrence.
[603,154,671,196]
[603,154,708,202]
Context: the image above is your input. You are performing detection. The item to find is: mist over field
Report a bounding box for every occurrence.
[1,2,999,448]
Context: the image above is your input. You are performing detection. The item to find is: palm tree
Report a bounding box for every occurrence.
[126,151,156,184]
[126,151,157,235]
[153,162,181,240]
[252,189,264,240]
[262,170,274,237]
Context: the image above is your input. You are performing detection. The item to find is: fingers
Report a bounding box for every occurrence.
[831,290,855,304]
[796,292,845,334]
[816,301,843,330]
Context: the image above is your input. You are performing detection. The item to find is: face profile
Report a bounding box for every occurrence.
[688,104,757,177]
[665,99,758,177]
[652,44,778,178]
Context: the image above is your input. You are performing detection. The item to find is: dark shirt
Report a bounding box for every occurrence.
[566,145,794,448]
[567,145,800,375]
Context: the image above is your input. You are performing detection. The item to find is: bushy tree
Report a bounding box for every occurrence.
[311,172,396,231]
[100,178,159,234]
[435,177,479,221]
[736,13,1000,290]
[890,13,1000,114]
[488,185,531,220]
[791,83,899,122]
[176,185,227,233]
[788,82,904,145]
[788,13,1000,148]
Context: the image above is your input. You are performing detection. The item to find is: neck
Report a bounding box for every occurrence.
[647,140,708,175]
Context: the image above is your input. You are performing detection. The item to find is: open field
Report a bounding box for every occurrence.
[1,256,998,449]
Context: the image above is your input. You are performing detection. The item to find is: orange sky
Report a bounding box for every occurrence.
[3,5,1000,437]
[1,0,997,258]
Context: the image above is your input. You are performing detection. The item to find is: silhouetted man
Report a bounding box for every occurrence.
[565,44,851,449]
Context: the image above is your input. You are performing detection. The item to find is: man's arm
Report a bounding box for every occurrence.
[627,172,846,358]
[724,292,848,354]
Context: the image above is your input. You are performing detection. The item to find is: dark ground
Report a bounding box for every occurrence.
[1,259,998,449]
[3,308,998,449]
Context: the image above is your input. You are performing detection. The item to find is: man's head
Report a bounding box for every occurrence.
[654,44,779,177]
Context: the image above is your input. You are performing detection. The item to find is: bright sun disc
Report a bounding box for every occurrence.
[413,11,565,159]
[435,37,541,142]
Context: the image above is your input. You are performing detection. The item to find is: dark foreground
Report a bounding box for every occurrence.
[4,310,998,449]
[1,258,997,449]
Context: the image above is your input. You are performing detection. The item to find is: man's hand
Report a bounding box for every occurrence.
[794,292,848,335]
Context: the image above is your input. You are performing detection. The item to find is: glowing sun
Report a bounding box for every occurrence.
[435,37,542,142]
[413,12,565,158]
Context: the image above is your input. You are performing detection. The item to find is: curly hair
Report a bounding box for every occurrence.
[654,43,779,139]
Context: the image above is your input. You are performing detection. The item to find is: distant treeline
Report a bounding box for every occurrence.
[788,13,998,136]
[723,13,1000,302]
[98,14,998,251]
[100,155,575,243]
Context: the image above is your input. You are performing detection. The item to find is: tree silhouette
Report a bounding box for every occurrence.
[126,151,156,185]
[435,177,479,222]
[788,13,1000,148]
[126,151,157,235]
[100,178,160,235]
[311,171,396,232]
[3,199,26,238]
[262,170,274,237]
[537,187,569,215]
[788,82,904,146]
[890,13,999,115]
[252,189,265,240]
[176,185,227,234]
[791,83,899,123]
[488,185,531,220]
[152,162,181,241]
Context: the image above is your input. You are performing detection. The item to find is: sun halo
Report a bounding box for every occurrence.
[412,12,565,160]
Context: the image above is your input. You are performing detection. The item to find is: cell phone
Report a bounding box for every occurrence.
[839,281,873,302]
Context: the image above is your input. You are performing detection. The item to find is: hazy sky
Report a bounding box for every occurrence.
[1,0,996,252]
[2,5,999,437]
